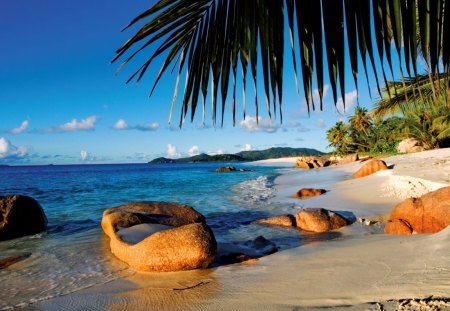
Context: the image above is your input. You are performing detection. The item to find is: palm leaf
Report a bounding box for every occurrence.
[113,0,450,127]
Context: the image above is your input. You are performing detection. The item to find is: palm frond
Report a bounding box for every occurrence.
[113,0,450,127]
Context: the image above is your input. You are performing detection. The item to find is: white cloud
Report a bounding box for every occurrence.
[316,118,326,129]
[166,144,181,158]
[210,149,225,155]
[240,116,278,133]
[113,119,128,130]
[51,116,97,132]
[0,137,28,160]
[112,119,159,131]
[336,90,358,114]
[242,143,253,151]
[80,150,89,161]
[135,122,159,131]
[10,120,29,134]
[188,145,200,157]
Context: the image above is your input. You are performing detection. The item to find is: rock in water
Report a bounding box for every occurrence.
[252,215,296,227]
[296,208,353,233]
[293,188,327,199]
[385,186,450,234]
[101,202,217,272]
[215,166,236,172]
[0,195,47,241]
[0,252,32,269]
[352,159,388,179]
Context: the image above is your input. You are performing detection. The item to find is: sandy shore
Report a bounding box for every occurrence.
[25,149,450,310]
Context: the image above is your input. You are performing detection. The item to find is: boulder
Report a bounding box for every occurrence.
[296,208,353,233]
[323,160,332,167]
[0,195,47,241]
[339,153,359,165]
[252,214,296,227]
[384,219,413,235]
[397,138,425,153]
[295,160,312,169]
[293,188,327,199]
[216,166,236,172]
[384,186,450,234]
[101,202,217,272]
[352,159,389,179]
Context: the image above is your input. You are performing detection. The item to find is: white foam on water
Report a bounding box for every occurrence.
[0,230,133,310]
[230,176,276,206]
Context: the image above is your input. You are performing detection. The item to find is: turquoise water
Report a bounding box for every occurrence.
[0,163,339,309]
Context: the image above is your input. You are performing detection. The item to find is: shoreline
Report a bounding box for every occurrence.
[22,149,450,310]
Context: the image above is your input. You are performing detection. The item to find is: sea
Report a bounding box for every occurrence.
[0,162,338,309]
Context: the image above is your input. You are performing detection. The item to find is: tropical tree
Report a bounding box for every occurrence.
[398,104,450,148]
[113,0,450,127]
[326,121,351,154]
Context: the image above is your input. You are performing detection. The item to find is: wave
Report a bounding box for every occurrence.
[230,175,277,206]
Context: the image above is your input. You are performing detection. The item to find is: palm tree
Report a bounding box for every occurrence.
[348,106,373,136]
[113,0,450,127]
[371,72,449,117]
[398,104,450,148]
[326,121,351,154]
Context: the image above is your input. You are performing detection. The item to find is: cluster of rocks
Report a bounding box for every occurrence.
[215,166,254,172]
[295,156,333,169]
[252,208,354,233]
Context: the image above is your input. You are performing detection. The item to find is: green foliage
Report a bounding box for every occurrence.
[326,107,403,155]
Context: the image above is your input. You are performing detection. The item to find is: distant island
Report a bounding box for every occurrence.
[149,147,324,164]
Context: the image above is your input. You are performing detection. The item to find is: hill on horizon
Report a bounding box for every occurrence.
[150,147,324,163]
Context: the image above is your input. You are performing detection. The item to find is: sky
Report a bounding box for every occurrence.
[1,0,381,165]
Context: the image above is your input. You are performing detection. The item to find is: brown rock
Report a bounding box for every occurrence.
[397,138,425,153]
[252,214,296,227]
[352,159,389,179]
[323,160,332,167]
[384,219,413,235]
[0,195,47,241]
[293,188,327,199]
[101,202,217,272]
[339,153,359,165]
[385,186,450,234]
[216,166,236,172]
[295,160,312,169]
[0,252,32,269]
[296,208,352,233]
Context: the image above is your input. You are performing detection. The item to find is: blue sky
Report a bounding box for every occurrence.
[1,0,381,165]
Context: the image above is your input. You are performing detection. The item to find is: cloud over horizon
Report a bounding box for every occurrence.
[166,144,181,158]
[112,119,128,130]
[49,116,98,133]
[188,145,200,157]
[10,120,29,134]
[0,137,29,160]
[112,119,159,131]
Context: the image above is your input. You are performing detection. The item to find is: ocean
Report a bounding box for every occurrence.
[0,162,338,309]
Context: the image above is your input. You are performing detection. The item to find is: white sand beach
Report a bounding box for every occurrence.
[24,149,450,310]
